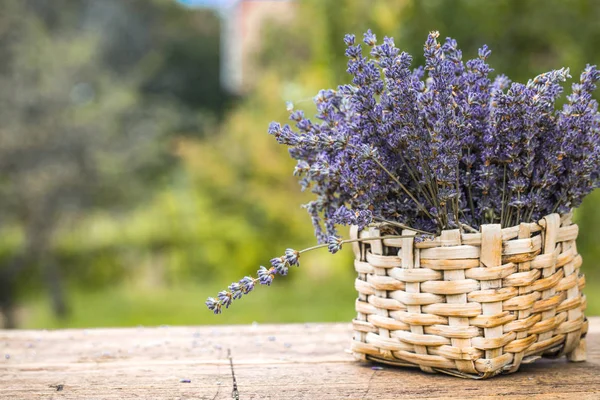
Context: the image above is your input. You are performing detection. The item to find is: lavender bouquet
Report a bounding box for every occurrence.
[206,31,599,315]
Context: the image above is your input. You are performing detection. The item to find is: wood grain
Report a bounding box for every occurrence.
[1,319,599,399]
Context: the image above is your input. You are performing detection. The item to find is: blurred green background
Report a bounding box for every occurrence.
[1,0,599,329]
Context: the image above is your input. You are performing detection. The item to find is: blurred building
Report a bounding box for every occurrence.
[178,0,296,94]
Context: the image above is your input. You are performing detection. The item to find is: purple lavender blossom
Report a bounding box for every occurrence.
[332,206,373,229]
[205,297,222,315]
[271,30,598,235]
[239,276,255,294]
[328,236,343,254]
[228,283,243,300]
[554,65,600,212]
[257,266,275,286]
[284,249,300,266]
[270,256,289,275]
[207,31,600,315]
[217,290,233,309]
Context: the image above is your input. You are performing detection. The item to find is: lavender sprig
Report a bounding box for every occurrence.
[205,234,428,314]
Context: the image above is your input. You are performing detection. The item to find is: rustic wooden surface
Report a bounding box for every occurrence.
[1,318,599,399]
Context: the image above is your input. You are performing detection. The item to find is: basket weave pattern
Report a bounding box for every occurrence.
[350,213,587,378]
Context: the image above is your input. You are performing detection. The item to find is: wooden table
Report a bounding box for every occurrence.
[1,318,599,399]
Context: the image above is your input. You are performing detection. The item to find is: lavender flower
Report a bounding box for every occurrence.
[363,29,377,46]
[270,256,289,275]
[344,34,355,46]
[276,30,597,233]
[205,276,259,314]
[207,31,600,315]
[332,206,373,229]
[284,248,300,266]
[205,297,222,315]
[328,236,343,254]
[554,65,600,212]
[239,276,255,294]
[228,283,243,300]
[257,266,275,286]
[217,290,233,309]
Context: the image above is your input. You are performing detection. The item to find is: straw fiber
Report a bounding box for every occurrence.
[350,213,587,378]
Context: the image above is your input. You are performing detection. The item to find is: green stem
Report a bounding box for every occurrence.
[505,207,513,228]
[369,156,434,220]
[515,191,521,227]
[467,184,476,226]
[454,165,461,229]
[399,153,436,207]
[459,222,479,233]
[500,164,507,227]
[299,235,418,254]
[465,149,477,227]
[372,217,435,235]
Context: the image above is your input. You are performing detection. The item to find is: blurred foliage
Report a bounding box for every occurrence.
[2,0,600,328]
[0,0,232,327]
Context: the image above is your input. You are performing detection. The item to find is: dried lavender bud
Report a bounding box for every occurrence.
[257,266,275,286]
[228,283,243,300]
[270,256,289,275]
[217,290,233,309]
[363,29,377,46]
[343,34,355,46]
[205,297,222,315]
[284,248,300,266]
[327,236,343,254]
[239,276,255,294]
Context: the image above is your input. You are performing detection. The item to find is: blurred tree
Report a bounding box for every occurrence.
[398,0,600,88]
[0,0,230,328]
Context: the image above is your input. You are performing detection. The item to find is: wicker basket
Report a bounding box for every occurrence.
[350,212,587,378]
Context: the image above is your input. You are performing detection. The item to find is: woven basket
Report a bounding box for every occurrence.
[350,212,587,378]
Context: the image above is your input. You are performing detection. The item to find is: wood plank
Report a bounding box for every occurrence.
[0,319,599,399]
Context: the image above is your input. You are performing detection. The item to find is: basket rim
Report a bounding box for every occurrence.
[352,211,575,248]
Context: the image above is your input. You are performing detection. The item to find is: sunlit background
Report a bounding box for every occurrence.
[1,0,599,329]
